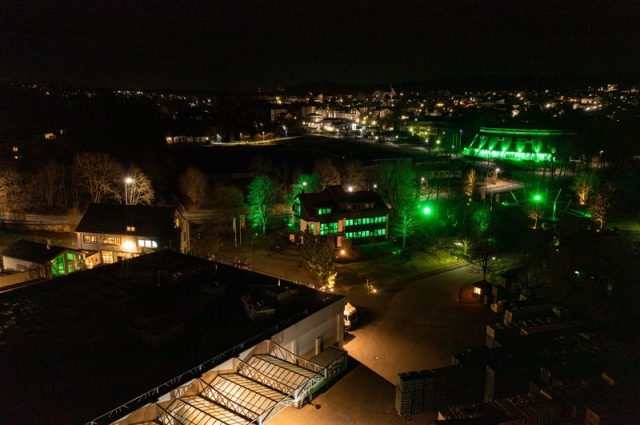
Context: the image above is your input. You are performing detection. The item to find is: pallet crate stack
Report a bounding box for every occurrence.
[432,365,459,410]
[395,371,424,416]
[422,369,437,411]
[485,352,536,402]
[485,322,519,348]
[503,302,554,325]
[451,347,492,405]
[437,393,567,424]
[455,362,486,406]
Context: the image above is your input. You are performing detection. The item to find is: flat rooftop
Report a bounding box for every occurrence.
[0,250,342,424]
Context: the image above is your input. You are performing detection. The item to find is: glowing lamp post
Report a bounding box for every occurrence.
[124,177,133,205]
[531,193,543,229]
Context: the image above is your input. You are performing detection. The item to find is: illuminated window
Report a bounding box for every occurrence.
[102,251,115,264]
[317,207,332,215]
[137,239,158,248]
[101,237,121,245]
[51,255,66,276]
[320,222,338,235]
[126,226,135,232]
[83,235,97,243]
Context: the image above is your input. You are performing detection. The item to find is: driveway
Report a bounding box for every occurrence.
[270,263,498,424]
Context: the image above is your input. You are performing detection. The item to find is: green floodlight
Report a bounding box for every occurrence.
[423,206,432,215]
[533,194,542,202]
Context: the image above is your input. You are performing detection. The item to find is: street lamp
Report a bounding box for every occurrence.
[495,168,500,184]
[124,177,133,205]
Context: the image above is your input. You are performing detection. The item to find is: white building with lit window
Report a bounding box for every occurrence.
[75,203,189,265]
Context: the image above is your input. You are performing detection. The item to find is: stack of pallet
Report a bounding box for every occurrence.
[395,371,424,416]
[432,366,459,410]
[503,302,553,325]
[485,354,536,402]
[451,347,492,405]
[485,322,519,348]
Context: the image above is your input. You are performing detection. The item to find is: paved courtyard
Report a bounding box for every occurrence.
[219,243,498,424]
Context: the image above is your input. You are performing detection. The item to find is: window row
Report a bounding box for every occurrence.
[83,235,157,248]
[345,228,386,239]
[319,222,338,235]
[345,216,386,226]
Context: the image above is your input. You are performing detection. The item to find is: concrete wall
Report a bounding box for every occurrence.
[0,269,45,289]
[275,300,345,359]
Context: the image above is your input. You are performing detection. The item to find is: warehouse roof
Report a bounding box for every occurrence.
[0,250,342,424]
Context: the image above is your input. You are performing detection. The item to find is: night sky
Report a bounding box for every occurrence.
[1,0,639,92]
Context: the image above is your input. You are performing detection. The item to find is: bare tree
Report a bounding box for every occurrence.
[212,184,245,224]
[247,175,278,234]
[341,160,366,191]
[32,159,66,209]
[179,166,208,208]
[120,166,155,205]
[392,197,420,248]
[299,229,337,289]
[73,152,124,203]
[464,168,477,201]
[467,206,498,282]
[526,204,546,229]
[0,168,27,213]
[375,161,416,208]
[314,157,341,189]
[193,222,225,257]
[571,170,599,205]
[589,182,616,230]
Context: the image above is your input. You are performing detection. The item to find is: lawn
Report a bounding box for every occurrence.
[335,243,463,295]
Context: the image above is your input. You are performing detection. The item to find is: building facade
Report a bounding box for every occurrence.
[290,185,390,248]
[75,203,190,265]
[463,127,577,163]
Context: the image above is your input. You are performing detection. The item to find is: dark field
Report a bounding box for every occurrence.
[168,135,426,175]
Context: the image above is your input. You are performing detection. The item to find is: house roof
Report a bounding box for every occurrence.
[0,250,343,424]
[75,203,179,237]
[2,239,69,264]
[296,185,389,221]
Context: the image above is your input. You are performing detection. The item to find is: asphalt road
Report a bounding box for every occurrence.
[270,264,498,425]
[344,264,496,384]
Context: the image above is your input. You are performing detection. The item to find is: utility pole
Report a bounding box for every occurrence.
[233,217,237,248]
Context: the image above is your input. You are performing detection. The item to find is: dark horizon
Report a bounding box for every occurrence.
[2,0,639,92]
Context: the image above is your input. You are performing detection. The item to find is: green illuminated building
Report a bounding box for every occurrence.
[463,127,575,163]
[290,185,390,247]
